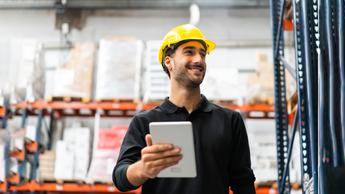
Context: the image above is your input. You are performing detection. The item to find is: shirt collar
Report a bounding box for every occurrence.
[160,94,214,113]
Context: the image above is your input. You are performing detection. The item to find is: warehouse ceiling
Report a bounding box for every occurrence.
[0,0,268,9]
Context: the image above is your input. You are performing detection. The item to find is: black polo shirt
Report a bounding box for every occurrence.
[113,95,256,194]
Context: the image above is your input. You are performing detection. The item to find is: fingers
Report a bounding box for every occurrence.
[142,143,175,154]
[142,147,181,161]
[145,134,152,146]
[141,156,182,179]
[140,133,183,179]
[149,155,183,167]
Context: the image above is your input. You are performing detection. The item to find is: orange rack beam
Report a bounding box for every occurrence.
[25,141,39,153]
[10,150,25,161]
[284,19,293,31]
[14,101,273,112]
[7,181,275,194]
[0,181,7,192]
[12,101,274,119]
[9,181,141,193]
[7,174,20,184]
[0,107,4,117]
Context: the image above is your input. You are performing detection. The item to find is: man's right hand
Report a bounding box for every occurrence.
[126,134,183,186]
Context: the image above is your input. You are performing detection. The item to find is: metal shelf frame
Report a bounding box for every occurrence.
[270,0,345,194]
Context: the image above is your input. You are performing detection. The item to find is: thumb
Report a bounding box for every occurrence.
[145,134,152,146]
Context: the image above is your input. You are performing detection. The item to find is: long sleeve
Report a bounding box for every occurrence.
[229,112,256,194]
[112,116,147,191]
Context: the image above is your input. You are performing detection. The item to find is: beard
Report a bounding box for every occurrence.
[174,63,206,89]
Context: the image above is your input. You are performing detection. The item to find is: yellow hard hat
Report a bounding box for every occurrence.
[158,24,216,65]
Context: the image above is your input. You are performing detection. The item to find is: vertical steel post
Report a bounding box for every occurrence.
[270,0,291,193]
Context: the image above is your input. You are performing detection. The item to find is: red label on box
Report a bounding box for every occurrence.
[97,125,128,150]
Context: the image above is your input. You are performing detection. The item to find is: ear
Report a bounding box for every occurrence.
[164,56,174,71]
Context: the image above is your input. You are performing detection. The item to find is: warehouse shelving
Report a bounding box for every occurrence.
[0,100,275,118]
[0,181,274,194]
[5,181,141,193]
[0,99,276,194]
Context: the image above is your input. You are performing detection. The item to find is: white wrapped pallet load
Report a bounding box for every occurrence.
[95,37,142,101]
[44,43,96,100]
[87,125,127,183]
[246,119,277,182]
[62,127,91,180]
[0,131,10,182]
[142,40,170,102]
[15,39,45,102]
[54,141,74,180]
[0,145,5,182]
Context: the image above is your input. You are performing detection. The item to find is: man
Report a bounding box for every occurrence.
[113,24,256,194]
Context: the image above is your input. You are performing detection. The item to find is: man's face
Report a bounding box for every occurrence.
[167,41,207,88]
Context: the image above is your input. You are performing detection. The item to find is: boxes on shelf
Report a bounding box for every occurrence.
[0,131,10,182]
[25,125,37,142]
[0,145,6,182]
[142,40,170,102]
[10,129,26,152]
[246,119,277,182]
[246,52,296,105]
[87,125,127,183]
[14,39,45,102]
[39,151,55,181]
[95,37,142,101]
[246,53,274,105]
[44,43,96,100]
[54,127,91,181]
[54,141,74,180]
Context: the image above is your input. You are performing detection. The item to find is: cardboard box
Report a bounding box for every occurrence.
[44,43,96,99]
[39,151,55,181]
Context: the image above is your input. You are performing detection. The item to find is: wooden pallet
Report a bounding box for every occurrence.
[96,98,135,103]
[46,96,91,103]
[210,99,238,105]
[42,179,86,184]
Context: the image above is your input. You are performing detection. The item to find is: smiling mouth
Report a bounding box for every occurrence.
[187,65,204,72]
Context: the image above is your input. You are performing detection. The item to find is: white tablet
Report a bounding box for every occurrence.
[149,121,197,178]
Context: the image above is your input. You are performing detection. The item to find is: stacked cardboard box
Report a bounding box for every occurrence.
[39,151,55,181]
[45,43,96,100]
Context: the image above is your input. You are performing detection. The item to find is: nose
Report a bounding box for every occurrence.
[192,52,205,64]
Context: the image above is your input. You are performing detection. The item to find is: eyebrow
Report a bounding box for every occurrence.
[183,46,206,53]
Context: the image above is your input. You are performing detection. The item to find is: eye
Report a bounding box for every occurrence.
[184,50,194,55]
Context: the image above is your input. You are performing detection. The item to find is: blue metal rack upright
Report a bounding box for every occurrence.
[270,0,345,194]
[269,0,291,193]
